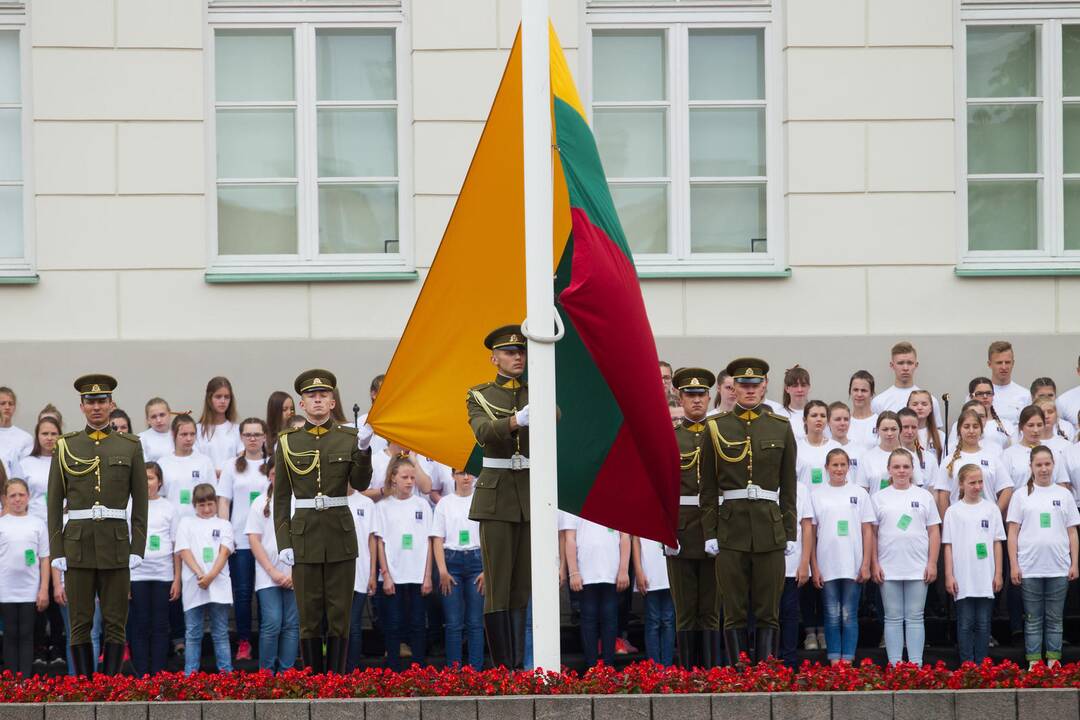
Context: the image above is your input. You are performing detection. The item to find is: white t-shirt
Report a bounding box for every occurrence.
[1,446,24,484]
[1057,386,1080,432]
[19,454,51,524]
[1052,419,1077,443]
[786,483,814,578]
[175,515,234,610]
[568,514,623,585]
[772,405,809,441]
[639,536,670,591]
[848,414,879,449]
[159,451,221,519]
[431,492,481,552]
[949,418,1013,455]
[132,497,179,583]
[856,446,934,495]
[934,449,1012,506]
[796,438,841,489]
[376,495,432,585]
[992,381,1033,428]
[917,426,946,456]
[0,425,33,462]
[872,484,941,581]
[219,459,270,551]
[1006,483,1080,578]
[810,482,876,583]
[194,421,243,473]
[872,385,943,426]
[1002,444,1067,490]
[139,428,175,464]
[942,498,1006,600]
[1066,443,1080,505]
[0,514,48,603]
[245,495,292,593]
[348,492,377,593]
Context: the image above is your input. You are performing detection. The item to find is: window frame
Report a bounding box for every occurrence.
[0,4,34,281]
[958,5,1080,273]
[205,3,413,280]
[584,3,785,277]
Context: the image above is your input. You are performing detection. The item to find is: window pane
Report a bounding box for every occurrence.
[609,184,667,254]
[217,185,298,255]
[0,109,20,182]
[1066,179,1080,251]
[690,184,766,254]
[967,180,1039,251]
[0,186,21,259]
[1064,26,1080,97]
[967,104,1038,174]
[0,30,18,104]
[592,31,665,102]
[216,109,295,179]
[317,29,396,102]
[215,30,294,102]
[317,109,397,178]
[690,108,764,177]
[593,108,666,178]
[689,29,764,101]
[1064,104,1080,174]
[967,26,1037,99]
[318,184,398,254]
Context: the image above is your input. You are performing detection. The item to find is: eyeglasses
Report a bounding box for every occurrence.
[972,391,994,398]
[242,433,265,439]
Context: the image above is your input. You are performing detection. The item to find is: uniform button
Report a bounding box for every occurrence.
[95,441,100,446]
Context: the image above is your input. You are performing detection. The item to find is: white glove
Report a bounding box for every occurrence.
[515,405,530,428]
[128,554,143,570]
[664,543,681,557]
[51,557,67,572]
[279,548,295,566]
[704,539,719,556]
[357,423,373,452]
[785,541,797,557]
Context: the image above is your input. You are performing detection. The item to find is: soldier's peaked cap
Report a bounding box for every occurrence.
[726,357,769,384]
[485,324,526,351]
[673,367,715,394]
[295,369,337,395]
[74,374,117,399]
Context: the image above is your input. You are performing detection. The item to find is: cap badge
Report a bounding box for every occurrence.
[91,384,101,392]
[742,368,753,377]
[312,377,322,386]
[510,334,520,343]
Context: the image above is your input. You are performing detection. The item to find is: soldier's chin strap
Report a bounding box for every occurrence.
[520,312,565,344]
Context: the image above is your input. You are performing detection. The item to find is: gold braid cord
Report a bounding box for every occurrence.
[57,436,101,493]
[680,447,702,488]
[470,390,514,420]
[708,423,751,464]
[280,433,322,491]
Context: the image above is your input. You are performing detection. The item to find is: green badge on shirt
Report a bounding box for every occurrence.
[250,491,261,504]
[880,478,890,490]
[458,529,470,546]
[202,547,214,564]
[180,489,191,505]
[975,542,988,560]
[897,514,912,531]
[149,535,161,551]
[402,533,413,550]
[24,549,35,567]
[811,468,823,484]
[1040,512,1052,529]
[837,520,849,537]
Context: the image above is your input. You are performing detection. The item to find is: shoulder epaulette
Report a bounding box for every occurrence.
[61,431,80,439]
[715,411,731,418]
[767,411,789,422]
[336,425,359,436]
[279,427,299,437]
[116,431,141,443]
[468,382,494,394]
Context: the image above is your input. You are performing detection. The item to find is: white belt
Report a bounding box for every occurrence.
[679,496,699,506]
[723,486,779,503]
[293,495,348,510]
[68,506,127,521]
[483,455,530,470]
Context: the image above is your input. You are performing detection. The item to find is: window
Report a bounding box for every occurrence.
[0,12,31,278]
[960,8,1080,272]
[587,5,782,276]
[208,5,410,278]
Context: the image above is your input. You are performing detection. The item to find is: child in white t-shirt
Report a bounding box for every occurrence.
[943,464,1005,664]
[780,481,813,668]
[1005,446,1080,669]
[632,532,674,667]
[194,377,243,476]
[907,390,946,462]
[935,409,1012,517]
[375,457,433,672]
[19,417,60,524]
[847,371,879,451]
[856,412,908,496]
[870,449,941,666]
[810,448,875,664]
[565,514,630,668]
[871,342,943,426]
[0,478,49,677]
[430,469,484,670]
[175,483,234,674]
[1003,406,1067,489]
[347,485,377,672]
[0,388,34,461]
[246,468,298,673]
[139,398,175,464]
[796,401,840,489]
[160,415,221,521]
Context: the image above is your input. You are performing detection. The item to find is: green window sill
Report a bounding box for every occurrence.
[205,271,419,284]
[955,267,1080,278]
[0,274,40,285]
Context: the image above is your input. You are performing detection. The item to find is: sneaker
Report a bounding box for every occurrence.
[173,639,185,655]
[614,638,631,655]
[1029,660,1041,671]
[400,642,412,658]
[804,633,818,650]
[816,630,826,649]
[988,635,999,648]
[236,639,252,661]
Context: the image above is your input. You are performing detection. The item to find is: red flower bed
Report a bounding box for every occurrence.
[1,659,1079,702]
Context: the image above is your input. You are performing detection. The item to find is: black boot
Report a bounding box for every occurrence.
[675,631,695,669]
[325,636,346,674]
[484,611,513,669]
[102,642,125,676]
[723,628,744,667]
[301,638,324,674]
[70,643,94,677]
[698,630,713,668]
[509,608,527,670]
[704,630,723,669]
[754,627,777,664]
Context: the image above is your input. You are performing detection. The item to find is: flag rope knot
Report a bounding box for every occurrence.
[520,312,565,344]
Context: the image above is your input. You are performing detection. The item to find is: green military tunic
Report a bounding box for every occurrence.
[467,374,530,613]
[667,418,719,632]
[699,405,796,630]
[273,419,372,639]
[47,425,148,645]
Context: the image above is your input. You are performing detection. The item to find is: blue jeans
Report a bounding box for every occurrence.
[779,577,801,668]
[129,580,171,676]
[581,583,618,667]
[643,589,675,666]
[822,579,861,662]
[256,587,298,672]
[956,597,993,664]
[442,549,485,670]
[383,583,426,672]
[348,592,367,671]
[184,603,233,674]
[524,599,533,670]
[880,579,928,665]
[229,549,256,643]
[1022,576,1068,662]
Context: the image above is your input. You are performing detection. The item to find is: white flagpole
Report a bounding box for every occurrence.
[521,0,560,672]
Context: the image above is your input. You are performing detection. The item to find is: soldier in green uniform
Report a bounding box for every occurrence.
[47,374,148,677]
[700,358,797,665]
[666,367,719,668]
[274,370,372,674]
[467,325,530,669]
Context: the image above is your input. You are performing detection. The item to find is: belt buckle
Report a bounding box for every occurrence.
[510,453,525,471]
[314,494,326,511]
[746,485,760,501]
[91,503,105,521]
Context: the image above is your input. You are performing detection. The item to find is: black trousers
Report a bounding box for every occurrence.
[2,602,36,676]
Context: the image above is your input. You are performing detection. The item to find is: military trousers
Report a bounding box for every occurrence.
[293,559,355,639]
[716,547,784,630]
[66,566,129,645]
[479,519,530,613]
[666,557,719,631]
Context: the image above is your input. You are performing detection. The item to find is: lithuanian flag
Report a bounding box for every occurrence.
[369,24,679,545]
